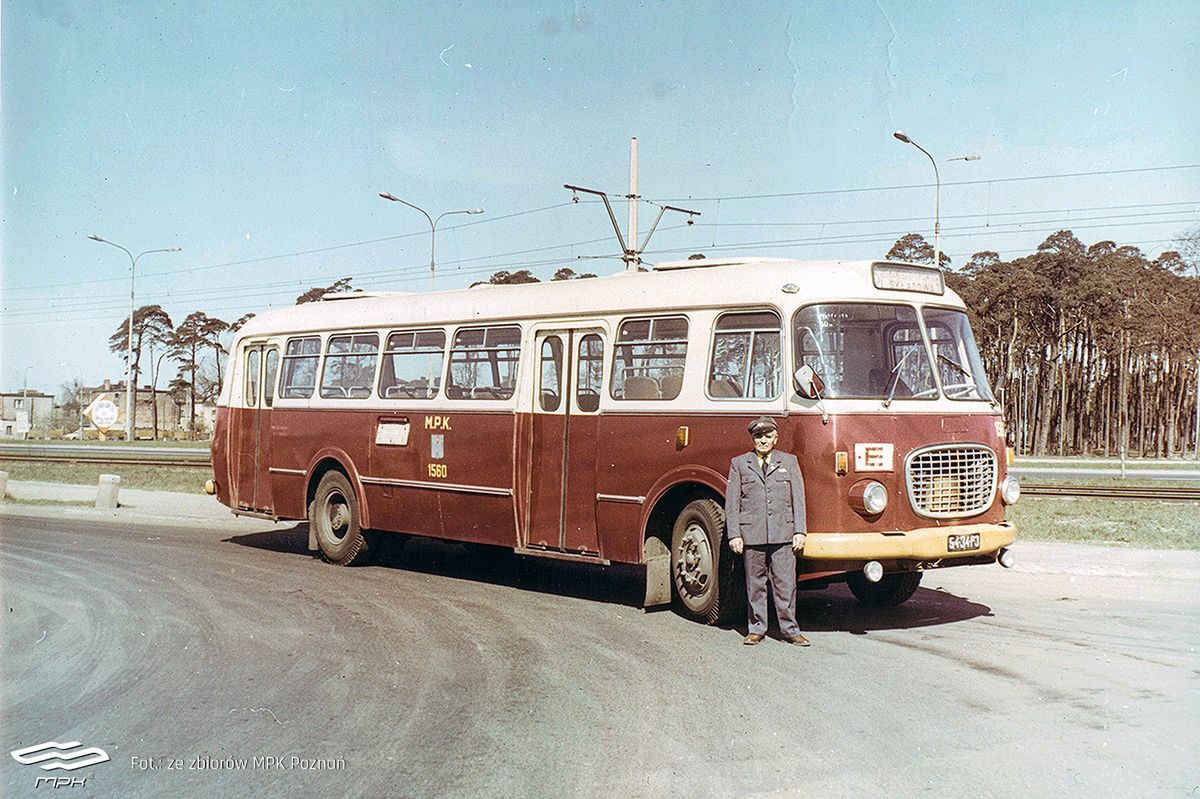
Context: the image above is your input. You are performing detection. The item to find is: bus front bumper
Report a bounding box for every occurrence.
[801,522,1016,562]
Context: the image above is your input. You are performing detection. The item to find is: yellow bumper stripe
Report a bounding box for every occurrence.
[802,523,1016,561]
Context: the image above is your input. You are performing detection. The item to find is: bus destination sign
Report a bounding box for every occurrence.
[871,263,945,295]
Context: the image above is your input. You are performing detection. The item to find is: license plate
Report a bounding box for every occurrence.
[947,533,981,552]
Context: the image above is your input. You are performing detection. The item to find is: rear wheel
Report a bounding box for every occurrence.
[311,471,370,566]
[670,499,743,625]
[846,570,922,606]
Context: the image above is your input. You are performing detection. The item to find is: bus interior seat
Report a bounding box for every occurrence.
[709,377,742,398]
[659,373,683,399]
[624,375,661,400]
[575,389,600,412]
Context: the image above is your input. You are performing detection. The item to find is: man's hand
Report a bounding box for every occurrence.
[729,537,744,555]
[792,533,806,553]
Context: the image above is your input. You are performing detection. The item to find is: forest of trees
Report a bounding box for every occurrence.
[887,228,1200,457]
[90,230,1200,455]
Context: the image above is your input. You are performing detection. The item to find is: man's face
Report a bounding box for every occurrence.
[752,429,778,456]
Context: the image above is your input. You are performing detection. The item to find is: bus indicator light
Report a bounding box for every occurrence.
[835,451,849,475]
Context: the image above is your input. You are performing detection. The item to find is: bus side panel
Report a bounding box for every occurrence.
[266,407,373,521]
[434,411,519,546]
[594,413,751,564]
[212,406,233,508]
[367,411,443,539]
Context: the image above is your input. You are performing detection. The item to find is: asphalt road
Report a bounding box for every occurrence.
[2,512,1197,799]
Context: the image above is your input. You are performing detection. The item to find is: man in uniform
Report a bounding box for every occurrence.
[725,416,810,646]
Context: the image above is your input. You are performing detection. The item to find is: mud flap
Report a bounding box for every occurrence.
[643,536,672,607]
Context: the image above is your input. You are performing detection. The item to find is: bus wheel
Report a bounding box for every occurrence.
[846,570,922,606]
[311,471,369,566]
[670,499,740,625]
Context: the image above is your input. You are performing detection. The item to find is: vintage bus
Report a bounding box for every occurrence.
[210,257,1019,623]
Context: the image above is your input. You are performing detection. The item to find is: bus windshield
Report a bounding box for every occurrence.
[793,303,938,400]
[922,307,995,401]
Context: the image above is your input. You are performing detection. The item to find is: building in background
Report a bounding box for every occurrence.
[0,390,56,438]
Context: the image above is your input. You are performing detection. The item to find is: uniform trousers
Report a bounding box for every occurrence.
[742,543,801,637]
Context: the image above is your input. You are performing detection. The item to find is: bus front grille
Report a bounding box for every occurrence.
[905,444,997,518]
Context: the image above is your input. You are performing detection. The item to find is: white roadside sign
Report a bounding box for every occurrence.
[86,395,121,431]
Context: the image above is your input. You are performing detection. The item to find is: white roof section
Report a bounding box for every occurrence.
[235,258,962,339]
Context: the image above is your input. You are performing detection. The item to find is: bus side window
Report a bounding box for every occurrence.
[447,325,521,400]
[244,348,260,406]
[539,336,563,411]
[611,316,688,401]
[576,334,603,413]
[707,311,782,400]
[263,348,279,407]
[380,330,446,399]
[281,336,322,398]
[321,334,380,399]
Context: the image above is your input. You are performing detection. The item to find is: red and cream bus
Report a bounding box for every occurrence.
[210,257,1019,623]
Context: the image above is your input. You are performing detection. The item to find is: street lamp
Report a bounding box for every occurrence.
[59,362,84,438]
[892,132,979,269]
[88,235,181,440]
[377,194,483,291]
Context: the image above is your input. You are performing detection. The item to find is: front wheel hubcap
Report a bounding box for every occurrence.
[675,523,714,608]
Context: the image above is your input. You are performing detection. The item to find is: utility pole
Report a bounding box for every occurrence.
[627,138,638,272]
[565,138,700,270]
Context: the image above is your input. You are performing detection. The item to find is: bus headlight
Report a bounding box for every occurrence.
[1001,475,1021,505]
[849,480,888,516]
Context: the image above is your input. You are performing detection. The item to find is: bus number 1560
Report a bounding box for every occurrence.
[427,463,448,479]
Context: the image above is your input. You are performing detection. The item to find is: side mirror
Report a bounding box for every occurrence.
[793,364,825,399]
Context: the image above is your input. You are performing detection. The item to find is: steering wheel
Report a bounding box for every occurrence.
[910,387,939,399]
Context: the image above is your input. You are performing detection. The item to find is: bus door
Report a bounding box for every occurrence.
[234,343,279,512]
[527,327,604,554]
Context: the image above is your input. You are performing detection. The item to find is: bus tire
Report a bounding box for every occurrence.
[311,471,369,566]
[846,570,922,606]
[670,498,742,625]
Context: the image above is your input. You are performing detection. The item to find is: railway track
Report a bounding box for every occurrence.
[1020,484,1200,501]
[3,445,1199,500]
[0,444,210,468]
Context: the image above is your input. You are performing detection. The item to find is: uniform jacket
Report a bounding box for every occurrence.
[724,451,807,545]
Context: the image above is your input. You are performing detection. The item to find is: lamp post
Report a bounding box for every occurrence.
[892,131,980,269]
[59,362,84,438]
[88,235,181,440]
[377,194,483,290]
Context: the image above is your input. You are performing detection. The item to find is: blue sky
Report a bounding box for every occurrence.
[2,0,1198,393]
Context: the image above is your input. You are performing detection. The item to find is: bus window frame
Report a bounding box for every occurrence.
[319,332,381,401]
[610,314,690,402]
[705,308,784,402]
[378,327,449,401]
[792,300,940,402]
[279,334,324,400]
[445,323,524,402]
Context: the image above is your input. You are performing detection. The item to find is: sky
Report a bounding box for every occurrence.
[2,0,1198,395]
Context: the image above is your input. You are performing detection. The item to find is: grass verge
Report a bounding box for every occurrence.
[1008,496,1200,550]
[0,460,209,494]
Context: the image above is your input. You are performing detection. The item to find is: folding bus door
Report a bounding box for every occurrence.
[234,343,279,513]
[527,327,603,555]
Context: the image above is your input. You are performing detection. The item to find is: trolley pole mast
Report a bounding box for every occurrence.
[627,137,639,272]
[565,138,700,270]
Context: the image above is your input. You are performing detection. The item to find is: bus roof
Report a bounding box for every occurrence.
[235,258,963,339]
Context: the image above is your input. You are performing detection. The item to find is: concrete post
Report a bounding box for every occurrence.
[0,471,8,502]
[96,474,121,509]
